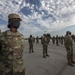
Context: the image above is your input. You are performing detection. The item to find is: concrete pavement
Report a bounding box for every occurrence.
[23,40,75,75]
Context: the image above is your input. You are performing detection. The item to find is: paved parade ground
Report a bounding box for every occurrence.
[23,40,75,75]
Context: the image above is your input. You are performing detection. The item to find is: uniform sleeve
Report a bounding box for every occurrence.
[21,35,25,48]
[64,36,67,46]
[64,36,72,49]
[41,37,44,44]
[0,33,9,63]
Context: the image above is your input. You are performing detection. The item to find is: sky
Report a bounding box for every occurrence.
[0,0,75,38]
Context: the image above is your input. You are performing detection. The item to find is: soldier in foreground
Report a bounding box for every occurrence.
[28,35,34,53]
[0,14,25,75]
[42,34,49,58]
[64,31,75,67]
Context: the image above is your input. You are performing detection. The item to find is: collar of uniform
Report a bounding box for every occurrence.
[6,30,20,36]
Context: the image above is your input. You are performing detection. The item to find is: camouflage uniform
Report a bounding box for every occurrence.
[0,14,25,75]
[47,36,50,45]
[36,36,39,43]
[0,30,25,75]
[58,36,61,43]
[33,37,35,43]
[60,36,64,45]
[64,31,75,66]
[52,36,55,44]
[56,35,59,46]
[41,36,43,44]
[42,34,49,58]
[73,35,75,43]
[28,35,34,53]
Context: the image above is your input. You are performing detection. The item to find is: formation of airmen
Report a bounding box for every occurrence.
[28,31,75,67]
[0,13,75,75]
[51,35,64,45]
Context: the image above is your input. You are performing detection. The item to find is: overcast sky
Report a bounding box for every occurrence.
[0,0,75,37]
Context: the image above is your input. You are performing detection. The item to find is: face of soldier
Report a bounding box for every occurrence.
[68,33,71,37]
[9,19,21,32]
[11,27,17,32]
[69,34,71,37]
[11,20,20,28]
[9,19,20,29]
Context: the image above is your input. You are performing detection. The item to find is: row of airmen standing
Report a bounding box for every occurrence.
[28,35,64,47]
[28,32,75,67]
[28,34,50,58]
[28,34,64,58]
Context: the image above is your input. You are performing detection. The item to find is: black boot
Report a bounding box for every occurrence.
[68,59,74,67]
[72,61,75,64]
[71,58,75,64]
[43,55,46,58]
[46,54,49,57]
[32,51,34,52]
[68,63,74,67]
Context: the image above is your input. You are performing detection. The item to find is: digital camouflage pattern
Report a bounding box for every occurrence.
[0,30,25,75]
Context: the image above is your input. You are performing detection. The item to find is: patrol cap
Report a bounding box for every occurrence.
[8,13,22,21]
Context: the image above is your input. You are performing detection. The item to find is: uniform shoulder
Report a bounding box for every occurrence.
[17,31,25,38]
[64,35,70,41]
[0,30,8,37]
[17,31,23,36]
[64,35,68,38]
[1,30,7,34]
[0,30,8,40]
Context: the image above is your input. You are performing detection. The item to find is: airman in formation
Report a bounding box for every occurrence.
[28,35,34,53]
[42,34,49,58]
[64,31,75,67]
